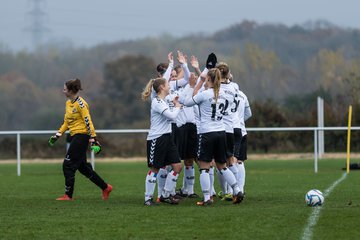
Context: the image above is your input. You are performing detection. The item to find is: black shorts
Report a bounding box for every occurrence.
[171,123,178,145]
[225,132,234,158]
[235,133,247,161]
[234,128,242,159]
[197,131,227,164]
[147,133,180,169]
[177,123,197,159]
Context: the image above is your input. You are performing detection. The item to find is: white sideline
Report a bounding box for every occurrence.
[301,173,347,240]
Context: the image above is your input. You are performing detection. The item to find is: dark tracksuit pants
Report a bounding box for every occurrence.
[63,134,107,198]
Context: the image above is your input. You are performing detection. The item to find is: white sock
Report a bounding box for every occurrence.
[237,162,246,193]
[162,170,179,198]
[184,165,195,194]
[220,167,240,195]
[209,166,215,196]
[229,164,240,186]
[145,171,157,201]
[181,166,187,193]
[216,168,227,194]
[199,169,211,202]
[226,183,233,195]
[166,166,176,195]
[157,168,167,198]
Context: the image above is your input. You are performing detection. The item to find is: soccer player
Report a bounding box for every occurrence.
[183,68,244,206]
[176,54,217,198]
[141,77,183,206]
[176,72,198,198]
[48,78,112,201]
[185,54,218,199]
[231,74,252,195]
[216,62,239,200]
[155,51,191,202]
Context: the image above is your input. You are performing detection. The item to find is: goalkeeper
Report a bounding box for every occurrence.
[49,78,112,201]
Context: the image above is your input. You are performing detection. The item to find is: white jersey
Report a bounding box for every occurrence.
[147,96,180,140]
[169,78,187,92]
[165,87,180,110]
[220,82,236,133]
[193,105,200,134]
[230,82,242,128]
[184,88,226,134]
[238,90,251,136]
[151,79,184,102]
[169,63,190,92]
[177,85,196,127]
[230,82,252,136]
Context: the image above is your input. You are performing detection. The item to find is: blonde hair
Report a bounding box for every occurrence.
[216,62,230,79]
[207,68,221,102]
[141,78,166,101]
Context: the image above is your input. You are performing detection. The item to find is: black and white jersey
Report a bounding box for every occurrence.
[238,90,252,136]
[230,82,252,136]
[169,63,190,92]
[147,96,180,140]
[177,84,196,127]
[193,104,200,134]
[150,62,174,100]
[182,68,208,133]
[165,90,179,108]
[220,81,237,133]
[169,79,187,92]
[230,82,242,129]
[164,89,179,124]
[184,88,226,134]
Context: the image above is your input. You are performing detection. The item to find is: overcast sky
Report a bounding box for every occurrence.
[1,0,360,51]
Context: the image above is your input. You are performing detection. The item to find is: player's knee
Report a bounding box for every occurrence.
[172,162,182,173]
[184,158,194,166]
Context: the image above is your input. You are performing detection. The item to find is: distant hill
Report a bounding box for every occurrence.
[1,20,359,130]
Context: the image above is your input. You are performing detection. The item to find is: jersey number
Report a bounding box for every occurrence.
[211,100,229,121]
[231,98,240,113]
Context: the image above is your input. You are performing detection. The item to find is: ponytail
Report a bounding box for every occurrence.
[216,62,230,80]
[141,78,166,101]
[207,68,222,102]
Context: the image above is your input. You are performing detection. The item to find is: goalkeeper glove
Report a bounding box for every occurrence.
[48,133,62,146]
[90,138,101,154]
[206,52,217,69]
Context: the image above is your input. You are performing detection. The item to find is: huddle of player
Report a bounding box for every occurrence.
[141,51,252,206]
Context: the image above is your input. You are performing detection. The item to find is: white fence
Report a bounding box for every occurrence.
[0,127,359,176]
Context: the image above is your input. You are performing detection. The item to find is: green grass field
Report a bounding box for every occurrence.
[0,159,359,240]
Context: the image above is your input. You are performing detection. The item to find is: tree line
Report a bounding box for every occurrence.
[1,20,360,158]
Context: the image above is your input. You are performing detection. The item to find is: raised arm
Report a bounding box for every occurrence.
[177,50,190,81]
[163,52,174,81]
[190,55,202,76]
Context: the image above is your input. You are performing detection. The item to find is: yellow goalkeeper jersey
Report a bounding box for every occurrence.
[58,96,96,137]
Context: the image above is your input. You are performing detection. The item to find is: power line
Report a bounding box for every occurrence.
[24,0,50,49]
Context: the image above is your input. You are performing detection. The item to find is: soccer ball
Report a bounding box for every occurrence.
[305,189,324,206]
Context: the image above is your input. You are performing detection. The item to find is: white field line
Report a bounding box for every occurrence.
[301,172,347,240]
